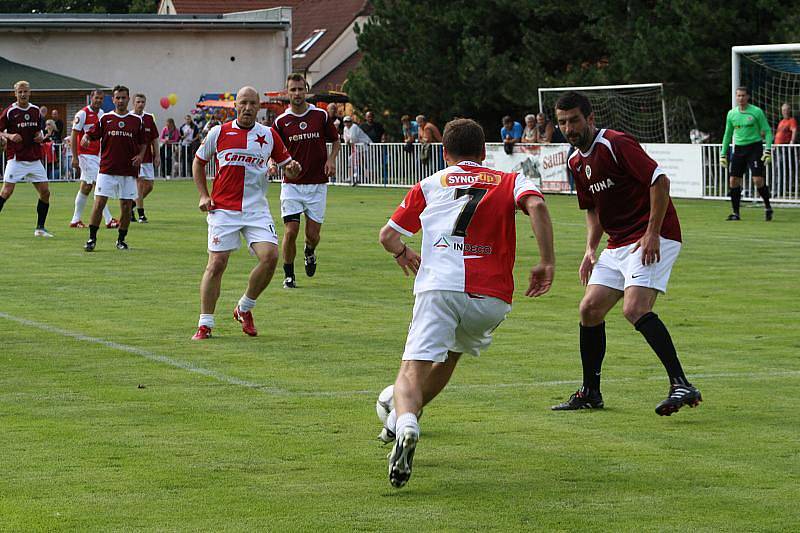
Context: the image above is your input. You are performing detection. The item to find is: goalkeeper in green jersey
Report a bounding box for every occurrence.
[719,87,774,221]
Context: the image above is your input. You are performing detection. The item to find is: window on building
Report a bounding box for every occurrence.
[292,29,326,58]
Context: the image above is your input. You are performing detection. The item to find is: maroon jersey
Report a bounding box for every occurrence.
[272,104,338,184]
[568,129,681,248]
[134,112,159,163]
[0,103,42,161]
[87,111,144,177]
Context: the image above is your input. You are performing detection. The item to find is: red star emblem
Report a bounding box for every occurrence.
[212,235,220,245]
[255,134,267,148]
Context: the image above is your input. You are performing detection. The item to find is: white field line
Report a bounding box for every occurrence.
[1,311,798,398]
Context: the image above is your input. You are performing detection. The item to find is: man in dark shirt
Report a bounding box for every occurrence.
[360,111,385,143]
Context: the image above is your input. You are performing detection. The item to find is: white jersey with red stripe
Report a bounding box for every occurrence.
[195,120,292,212]
[74,105,104,156]
[389,161,543,304]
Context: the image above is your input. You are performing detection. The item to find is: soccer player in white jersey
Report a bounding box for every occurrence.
[192,86,301,340]
[132,93,160,223]
[69,89,117,229]
[377,118,555,488]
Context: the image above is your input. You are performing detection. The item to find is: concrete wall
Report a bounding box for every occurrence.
[0,28,288,127]
[305,16,367,86]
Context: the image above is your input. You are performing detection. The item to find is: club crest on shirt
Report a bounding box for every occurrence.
[24,113,30,120]
[441,172,501,187]
[118,121,125,128]
[585,164,592,179]
[299,121,308,131]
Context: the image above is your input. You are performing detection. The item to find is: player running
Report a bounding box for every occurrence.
[0,80,54,237]
[82,85,147,251]
[552,91,701,416]
[271,73,340,289]
[378,118,555,488]
[191,86,301,340]
[69,89,118,229]
[131,93,160,223]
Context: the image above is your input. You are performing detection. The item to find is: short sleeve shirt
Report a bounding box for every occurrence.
[74,106,104,156]
[87,111,145,177]
[273,104,339,184]
[0,103,42,161]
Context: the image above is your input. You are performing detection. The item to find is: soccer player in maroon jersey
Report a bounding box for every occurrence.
[552,91,701,416]
[271,73,340,288]
[132,93,160,223]
[0,80,53,237]
[81,85,147,251]
[376,119,555,488]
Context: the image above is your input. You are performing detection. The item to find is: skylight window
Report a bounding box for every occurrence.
[293,29,326,58]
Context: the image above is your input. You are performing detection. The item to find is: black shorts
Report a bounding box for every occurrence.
[730,141,765,177]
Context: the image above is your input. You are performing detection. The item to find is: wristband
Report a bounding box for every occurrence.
[393,244,407,259]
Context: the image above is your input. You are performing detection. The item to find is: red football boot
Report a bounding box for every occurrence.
[191,325,212,340]
[106,218,120,229]
[69,220,86,228]
[233,306,257,337]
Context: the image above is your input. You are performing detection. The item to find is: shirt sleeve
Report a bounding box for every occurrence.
[721,110,734,155]
[389,183,426,235]
[195,125,220,162]
[757,108,773,149]
[73,110,86,131]
[513,172,543,210]
[614,133,664,186]
[270,127,292,166]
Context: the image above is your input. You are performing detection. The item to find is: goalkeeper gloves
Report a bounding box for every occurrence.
[761,149,772,164]
[719,155,728,168]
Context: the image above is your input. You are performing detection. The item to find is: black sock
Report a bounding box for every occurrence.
[304,244,315,257]
[579,322,606,394]
[730,186,742,214]
[36,199,49,228]
[757,186,771,210]
[634,312,689,385]
[0,195,6,213]
[283,263,295,279]
[137,208,145,217]
[118,229,128,242]
[89,224,99,241]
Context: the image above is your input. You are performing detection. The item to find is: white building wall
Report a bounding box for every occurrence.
[305,16,367,86]
[0,29,288,125]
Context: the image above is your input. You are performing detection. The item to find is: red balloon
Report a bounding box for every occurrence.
[160,97,170,109]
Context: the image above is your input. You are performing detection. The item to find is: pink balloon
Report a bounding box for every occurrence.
[160,97,170,109]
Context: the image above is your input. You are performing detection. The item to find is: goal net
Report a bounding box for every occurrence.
[538,83,669,143]
[733,44,800,128]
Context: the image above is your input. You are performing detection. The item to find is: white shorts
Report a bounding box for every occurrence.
[95,174,137,200]
[280,183,327,223]
[589,237,681,293]
[3,159,47,183]
[138,163,155,180]
[78,154,100,183]
[403,290,512,363]
[207,209,278,252]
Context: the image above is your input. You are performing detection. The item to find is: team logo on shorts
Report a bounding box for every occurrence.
[212,235,221,245]
[585,164,592,179]
[299,121,308,131]
[118,121,125,128]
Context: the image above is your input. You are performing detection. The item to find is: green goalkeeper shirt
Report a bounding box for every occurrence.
[721,104,773,157]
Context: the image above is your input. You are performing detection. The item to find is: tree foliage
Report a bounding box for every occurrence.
[348,0,800,140]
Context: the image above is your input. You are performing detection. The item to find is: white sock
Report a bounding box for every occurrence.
[395,412,419,439]
[238,295,257,312]
[72,191,88,223]
[385,409,398,434]
[198,314,215,328]
[102,204,113,224]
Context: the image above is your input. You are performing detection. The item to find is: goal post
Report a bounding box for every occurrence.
[731,43,800,115]
[538,83,669,143]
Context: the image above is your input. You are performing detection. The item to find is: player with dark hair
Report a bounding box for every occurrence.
[720,87,774,221]
[82,85,147,251]
[131,93,160,223]
[378,118,555,488]
[271,72,340,289]
[0,80,53,237]
[552,91,701,416]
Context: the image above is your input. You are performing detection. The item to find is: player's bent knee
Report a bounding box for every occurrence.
[579,298,606,325]
[622,302,651,325]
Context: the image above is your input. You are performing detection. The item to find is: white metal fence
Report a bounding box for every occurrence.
[3,141,798,203]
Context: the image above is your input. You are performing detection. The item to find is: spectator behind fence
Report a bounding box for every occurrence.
[327,103,344,142]
[160,118,180,178]
[522,114,537,143]
[360,111,386,143]
[774,102,798,195]
[501,115,523,154]
[533,113,555,143]
[42,120,59,179]
[38,105,48,130]
[343,115,372,185]
[51,109,64,143]
[180,114,199,177]
[401,115,418,144]
[416,115,442,166]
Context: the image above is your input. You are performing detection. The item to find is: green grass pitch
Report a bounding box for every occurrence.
[0,180,798,531]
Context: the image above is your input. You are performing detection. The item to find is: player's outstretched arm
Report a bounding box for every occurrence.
[522,195,555,297]
[580,208,603,285]
[192,156,214,212]
[632,175,670,266]
[379,223,420,277]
